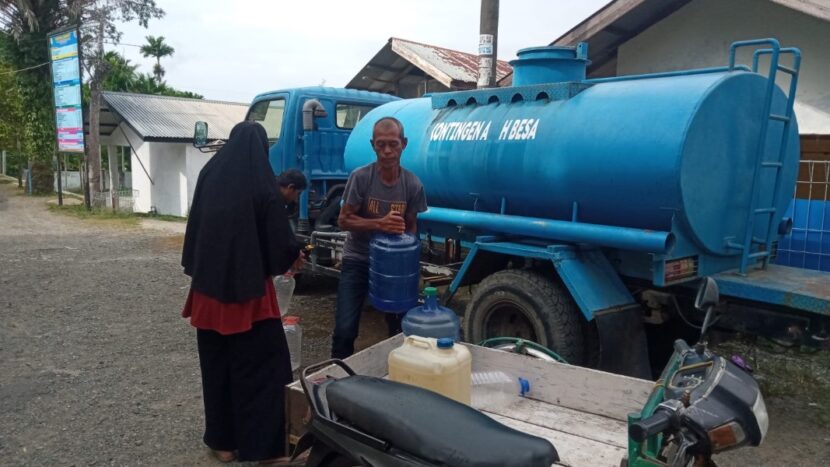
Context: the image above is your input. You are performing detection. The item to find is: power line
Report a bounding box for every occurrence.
[0,61,49,76]
[104,41,143,48]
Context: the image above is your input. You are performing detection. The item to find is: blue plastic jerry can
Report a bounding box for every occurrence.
[402,287,461,340]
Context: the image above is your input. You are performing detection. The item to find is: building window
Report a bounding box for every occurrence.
[336,103,376,129]
[247,98,286,144]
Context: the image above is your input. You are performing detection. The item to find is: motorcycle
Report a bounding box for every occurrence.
[624,277,769,467]
[291,359,558,467]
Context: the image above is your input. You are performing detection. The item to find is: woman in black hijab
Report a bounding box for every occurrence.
[181,121,303,464]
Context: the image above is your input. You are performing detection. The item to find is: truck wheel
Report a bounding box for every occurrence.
[464,269,585,365]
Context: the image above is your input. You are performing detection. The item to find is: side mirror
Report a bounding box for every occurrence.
[194,121,208,146]
[694,277,720,311]
[695,277,721,345]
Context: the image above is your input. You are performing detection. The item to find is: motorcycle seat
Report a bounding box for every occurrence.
[326,375,558,467]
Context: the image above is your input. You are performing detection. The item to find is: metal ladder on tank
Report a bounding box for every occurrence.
[726,39,802,274]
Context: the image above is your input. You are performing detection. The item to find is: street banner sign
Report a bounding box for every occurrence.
[49,29,85,153]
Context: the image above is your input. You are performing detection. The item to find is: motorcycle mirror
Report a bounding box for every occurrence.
[194,121,208,147]
[695,277,720,343]
[694,277,720,311]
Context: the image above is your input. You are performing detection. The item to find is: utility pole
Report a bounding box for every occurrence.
[477,0,499,88]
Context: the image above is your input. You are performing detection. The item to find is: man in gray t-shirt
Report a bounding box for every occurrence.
[331,117,427,359]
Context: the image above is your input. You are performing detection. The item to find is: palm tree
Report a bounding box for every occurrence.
[0,0,38,36]
[132,72,161,94]
[101,51,138,92]
[139,35,174,81]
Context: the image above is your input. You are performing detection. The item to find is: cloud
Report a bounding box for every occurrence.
[112,0,607,102]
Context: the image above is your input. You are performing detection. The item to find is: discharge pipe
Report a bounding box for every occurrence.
[419,207,675,254]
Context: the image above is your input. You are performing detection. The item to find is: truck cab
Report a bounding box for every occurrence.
[244,87,399,232]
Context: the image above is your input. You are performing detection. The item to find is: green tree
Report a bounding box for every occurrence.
[123,69,203,99]
[100,50,136,91]
[1,0,165,201]
[0,0,62,166]
[0,55,27,183]
[139,34,173,81]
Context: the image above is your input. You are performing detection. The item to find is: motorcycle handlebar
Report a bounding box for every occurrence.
[630,410,673,442]
[673,339,692,354]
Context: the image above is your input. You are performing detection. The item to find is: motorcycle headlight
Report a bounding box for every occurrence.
[751,393,769,442]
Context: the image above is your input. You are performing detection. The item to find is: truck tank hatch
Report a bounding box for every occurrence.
[430,81,592,109]
[432,43,591,109]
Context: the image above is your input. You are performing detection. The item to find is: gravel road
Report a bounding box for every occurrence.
[0,183,385,466]
[1,181,828,466]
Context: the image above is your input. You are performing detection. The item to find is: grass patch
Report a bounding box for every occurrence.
[47,203,139,226]
[0,179,12,184]
[713,337,830,426]
[15,189,50,197]
[135,212,187,223]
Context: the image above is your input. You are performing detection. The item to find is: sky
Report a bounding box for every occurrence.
[113,0,609,103]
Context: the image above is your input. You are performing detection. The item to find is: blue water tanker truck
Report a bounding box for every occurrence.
[194,38,830,377]
[339,39,830,377]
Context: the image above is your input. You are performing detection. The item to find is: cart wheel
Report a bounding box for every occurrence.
[464,269,585,365]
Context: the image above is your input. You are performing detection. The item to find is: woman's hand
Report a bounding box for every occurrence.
[290,251,305,272]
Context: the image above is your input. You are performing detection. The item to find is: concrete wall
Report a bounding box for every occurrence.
[149,143,187,217]
[185,145,212,216]
[616,0,830,135]
[103,124,194,216]
[53,171,132,192]
[104,126,154,214]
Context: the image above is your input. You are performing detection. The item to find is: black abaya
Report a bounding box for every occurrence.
[182,121,300,303]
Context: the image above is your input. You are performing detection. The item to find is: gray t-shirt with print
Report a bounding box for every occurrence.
[341,163,428,262]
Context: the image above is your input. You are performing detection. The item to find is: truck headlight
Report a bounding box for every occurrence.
[752,393,769,442]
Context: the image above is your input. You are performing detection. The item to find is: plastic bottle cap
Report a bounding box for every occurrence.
[424,287,438,297]
[283,316,300,325]
[436,337,454,349]
[518,377,530,397]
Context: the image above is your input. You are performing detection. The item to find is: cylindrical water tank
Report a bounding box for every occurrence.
[369,232,420,312]
[345,58,799,256]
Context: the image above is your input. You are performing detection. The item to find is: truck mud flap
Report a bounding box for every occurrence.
[594,304,652,379]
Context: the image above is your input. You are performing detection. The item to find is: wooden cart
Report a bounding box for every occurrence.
[285,334,654,466]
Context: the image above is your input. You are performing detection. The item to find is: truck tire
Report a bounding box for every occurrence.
[464,269,585,365]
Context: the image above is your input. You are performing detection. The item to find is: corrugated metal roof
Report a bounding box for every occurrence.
[390,38,512,86]
[101,91,249,141]
[347,37,512,94]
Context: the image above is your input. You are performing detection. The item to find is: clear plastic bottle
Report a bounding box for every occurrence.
[282,315,302,371]
[470,371,530,410]
[274,274,296,315]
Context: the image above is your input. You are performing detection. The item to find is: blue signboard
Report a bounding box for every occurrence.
[49,29,85,153]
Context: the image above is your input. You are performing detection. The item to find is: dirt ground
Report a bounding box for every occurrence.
[1,181,828,466]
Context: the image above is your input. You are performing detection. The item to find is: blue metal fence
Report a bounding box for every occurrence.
[776,160,830,271]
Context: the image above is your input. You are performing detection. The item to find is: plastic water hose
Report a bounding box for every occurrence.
[478,337,568,364]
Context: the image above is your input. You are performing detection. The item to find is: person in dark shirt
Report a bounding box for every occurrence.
[181,121,304,464]
[331,117,428,359]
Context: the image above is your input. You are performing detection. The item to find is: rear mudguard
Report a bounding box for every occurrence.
[595,304,652,379]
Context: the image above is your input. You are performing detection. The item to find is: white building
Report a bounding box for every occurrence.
[96,92,248,216]
[546,0,830,158]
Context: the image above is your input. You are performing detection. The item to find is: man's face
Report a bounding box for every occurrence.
[280,185,301,204]
[371,125,407,171]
